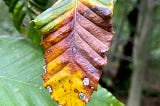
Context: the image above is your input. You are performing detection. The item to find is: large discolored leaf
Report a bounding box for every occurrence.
[0,35,57,106]
[33,0,114,106]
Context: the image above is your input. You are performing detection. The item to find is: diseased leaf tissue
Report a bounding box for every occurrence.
[33,0,114,106]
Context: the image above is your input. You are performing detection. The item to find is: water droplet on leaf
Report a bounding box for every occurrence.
[85,98,89,103]
[94,58,98,62]
[43,65,46,70]
[91,86,94,89]
[47,50,51,53]
[42,65,46,73]
[47,86,52,93]
[83,78,89,86]
[79,92,86,100]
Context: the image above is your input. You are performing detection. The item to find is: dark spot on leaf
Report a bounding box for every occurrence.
[69,79,73,84]
[74,88,79,93]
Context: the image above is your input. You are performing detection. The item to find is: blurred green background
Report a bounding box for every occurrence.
[0,1,19,36]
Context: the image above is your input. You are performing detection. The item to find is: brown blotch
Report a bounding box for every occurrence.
[64,90,67,92]
[69,79,73,84]
[74,88,79,93]
[54,99,59,104]
[62,85,64,88]
[41,74,50,82]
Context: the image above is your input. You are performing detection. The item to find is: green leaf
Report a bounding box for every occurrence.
[114,0,117,3]
[3,0,55,44]
[3,0,48,32]
[0,35,56,106]
[88,85,125,106]
[0,35,124,106]
[27,22,41,45]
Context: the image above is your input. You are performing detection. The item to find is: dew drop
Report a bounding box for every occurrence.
[85,98,89,103]
[58,104,62,106]
[47,50,51,53]
[47,86,52,93]
[100,48,106,53]
[94,58,98,62]
[79,92,86,100]
[43,65,46,70]
[59,32,63,35]
[42,65,46,73]
[83,78,89,86]
[91,86,94,90]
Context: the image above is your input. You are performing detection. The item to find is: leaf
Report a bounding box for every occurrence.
[3,0,49,32]
[0,35,124,106]
[27,22,42,45]
[3,0,58,45]
[33,0,114,106]
[0,35,57,106]
[88,85,124,106]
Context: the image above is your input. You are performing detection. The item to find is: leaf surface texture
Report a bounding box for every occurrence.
[33,0,114,105]
[0,35,56,106]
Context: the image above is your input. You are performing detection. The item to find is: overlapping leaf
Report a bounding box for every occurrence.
[33,0,114,106]
[3,0,58,45]
[3,0,51,32]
